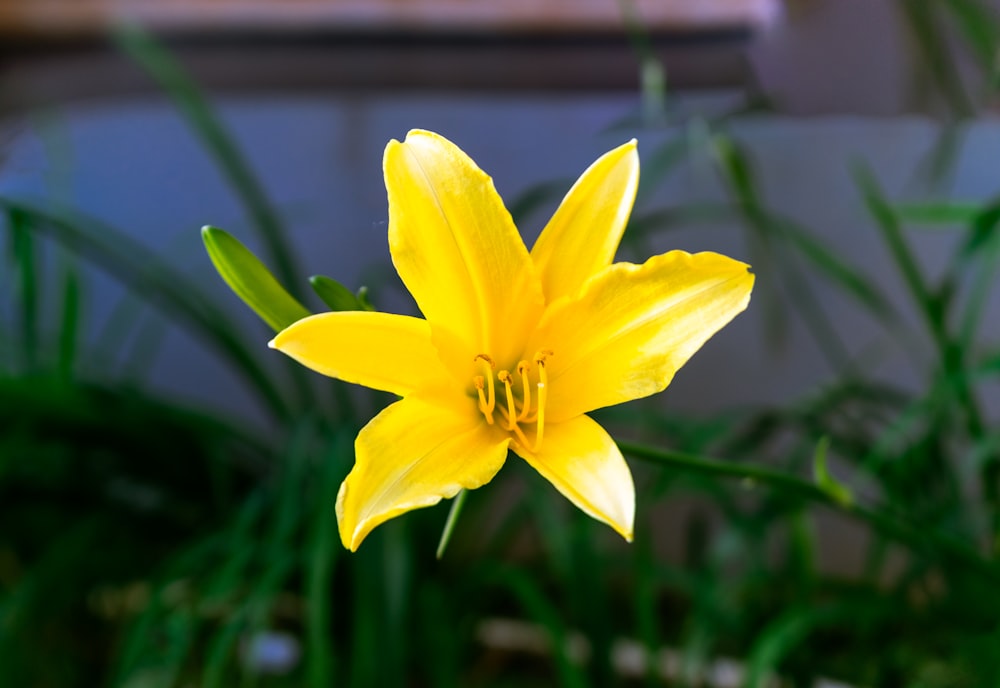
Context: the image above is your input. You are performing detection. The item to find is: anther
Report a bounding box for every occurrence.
[498,370,518,431]
[534,349,554,366]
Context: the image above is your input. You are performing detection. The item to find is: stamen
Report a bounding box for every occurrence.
[509,419,530,447]
[532,351,551,452]
[498,370,518,431]
[473,376,493,424]
[516,361,532,421]
[497,403,530,447]
[474,354,496,416]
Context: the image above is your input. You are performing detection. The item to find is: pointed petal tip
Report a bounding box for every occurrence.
[606,138,639,160]
[611,514,635,543]
[404,128,438,141]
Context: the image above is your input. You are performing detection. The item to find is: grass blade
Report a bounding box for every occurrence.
[896,202,981,226]
[6,208,38,370]
[0,197,292,420]
[112,24,303,299]
[305,434,347,687]
[56,264,80,379]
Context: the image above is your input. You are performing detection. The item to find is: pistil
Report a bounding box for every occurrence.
[533,350,552,452]
[471,350,552,452]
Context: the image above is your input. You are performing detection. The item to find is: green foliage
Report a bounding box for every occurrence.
[308,275,365,313]
[202,226,311,332]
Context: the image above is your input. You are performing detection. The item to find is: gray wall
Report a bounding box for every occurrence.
[2,94,997,429]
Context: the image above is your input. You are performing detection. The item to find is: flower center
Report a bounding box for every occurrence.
[472,350,553,451]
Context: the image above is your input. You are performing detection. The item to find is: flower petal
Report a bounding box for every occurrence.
[337,396,510,550]
[384,130,543,372]
[511,414,634,541]
[269,311,446,397]
[531,140,639,304]
[529,251,754,421]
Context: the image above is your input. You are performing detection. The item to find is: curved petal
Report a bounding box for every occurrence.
[384,130,544,375]
[511,414,634,541]
[337,397,510,550]
[531,140,639,304]
[269,311,448,397]
[528,251,754,421]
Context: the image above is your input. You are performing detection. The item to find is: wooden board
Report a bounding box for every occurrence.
[0,0,779,37]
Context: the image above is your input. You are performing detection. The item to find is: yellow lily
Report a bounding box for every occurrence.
[271,130,754,551]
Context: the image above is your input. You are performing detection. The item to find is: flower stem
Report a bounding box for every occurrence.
[436,489,469,560]
[618,441,1000,582]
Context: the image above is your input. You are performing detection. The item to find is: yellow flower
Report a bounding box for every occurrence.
[270,130,754,551]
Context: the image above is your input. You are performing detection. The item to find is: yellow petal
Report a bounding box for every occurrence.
[269,311,447,397]
[511,414,634,541]
[531,140,639,304]
[337,397,510,550]
[529,251,754,422]
[384,130,543,374]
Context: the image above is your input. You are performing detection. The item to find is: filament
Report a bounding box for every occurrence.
[473,354,496,423]
[473,376,493,424]
[498,370,517,431]
[532,351,551,452]
[516,361,531,421]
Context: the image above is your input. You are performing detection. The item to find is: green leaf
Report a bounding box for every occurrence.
[945,0,1000,67]
[56,266,80,380]
[507,178,573,226]
[633,136,694,205]
[309,275,362,312]
[0,199,291,418]
[896,202,981,226]
[202,226,310,332]
[770,213,898,322]
[962,202,1000,257]
[711,134,758,207]
[744,605,842,688]
[305,433,348,687]
[7,208,38,369]
[812,436,853,507]
[113,24,303,299]
[356,286,376,312]
[959,208,1000,347]
[854,165,939,333]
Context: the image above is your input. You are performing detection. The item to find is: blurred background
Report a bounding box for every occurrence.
[3,0,1000,686]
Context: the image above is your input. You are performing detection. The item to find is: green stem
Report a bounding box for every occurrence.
[619,441,1000,582]
[436,489,469,560]
[859,170,994,538]
[860,168,983,435]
